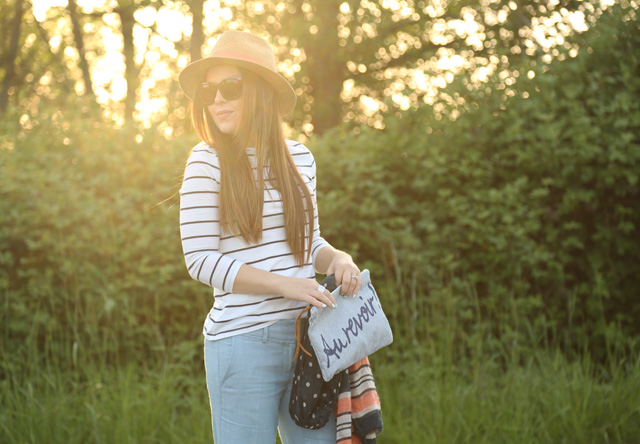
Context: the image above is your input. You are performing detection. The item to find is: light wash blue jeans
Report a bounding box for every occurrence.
[204,319,336,444]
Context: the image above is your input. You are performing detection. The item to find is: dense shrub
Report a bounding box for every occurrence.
[0,5,637,375]
[312,4,640,360]
[0,112,206,371]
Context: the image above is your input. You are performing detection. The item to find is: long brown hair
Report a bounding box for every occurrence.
[189,69,314,266]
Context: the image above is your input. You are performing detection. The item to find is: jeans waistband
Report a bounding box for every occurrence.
[245,319,297,344]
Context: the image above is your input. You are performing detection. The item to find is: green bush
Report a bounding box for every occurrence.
[0,4,637,376]
[0,110,207,371]
[312,4,640,360]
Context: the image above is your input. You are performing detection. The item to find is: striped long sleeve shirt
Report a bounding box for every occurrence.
[179,140,331,340]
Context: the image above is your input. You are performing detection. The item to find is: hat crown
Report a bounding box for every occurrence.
[210,31,277,72]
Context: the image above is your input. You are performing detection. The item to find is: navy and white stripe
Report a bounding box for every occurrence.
[179,140,331,340]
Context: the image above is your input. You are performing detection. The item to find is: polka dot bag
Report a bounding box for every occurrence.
[289,313,348,429]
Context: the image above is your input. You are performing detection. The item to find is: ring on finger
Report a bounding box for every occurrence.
[317,284,325,293]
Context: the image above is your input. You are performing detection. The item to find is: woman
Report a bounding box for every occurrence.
[178,30,362,443]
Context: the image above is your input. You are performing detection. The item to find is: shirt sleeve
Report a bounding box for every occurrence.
[307,152,331,270]
[179,149,243,292]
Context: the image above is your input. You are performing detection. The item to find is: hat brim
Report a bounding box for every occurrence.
[179,56,297,116]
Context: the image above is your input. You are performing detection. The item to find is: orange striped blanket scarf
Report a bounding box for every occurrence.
[335,357,383,443]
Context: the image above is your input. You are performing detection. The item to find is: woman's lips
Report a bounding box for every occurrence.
[216,111,232,119]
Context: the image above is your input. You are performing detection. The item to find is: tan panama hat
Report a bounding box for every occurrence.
[179,30,297,115]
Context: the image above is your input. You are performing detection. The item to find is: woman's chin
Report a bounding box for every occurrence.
[216,123,238,135]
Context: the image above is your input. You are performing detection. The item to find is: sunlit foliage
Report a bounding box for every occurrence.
[3,0,633,135]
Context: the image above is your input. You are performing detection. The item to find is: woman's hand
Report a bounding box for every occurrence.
[326,251,361,297]
[277,276,337,309]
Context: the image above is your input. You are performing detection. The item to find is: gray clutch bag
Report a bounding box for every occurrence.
[308,269,393,382]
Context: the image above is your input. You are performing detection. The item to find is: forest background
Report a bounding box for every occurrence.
[1,0,639,442]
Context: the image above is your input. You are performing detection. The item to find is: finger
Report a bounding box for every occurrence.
[306,295,327,309]
[334,269,345,295]
[307,284,330,308]
[354,274,362,295]
[339,269,353,296]
[314,289,336,309]
[347,270,361,296]
[313,281,336,307]
[323,289,337,307]
[342,270,353,296]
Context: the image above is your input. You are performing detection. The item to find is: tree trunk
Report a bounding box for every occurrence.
[189,0,204,62]
[302,1,344,134]
[67,0,96,101]
[0,0,25,113]
[117,2,137,121]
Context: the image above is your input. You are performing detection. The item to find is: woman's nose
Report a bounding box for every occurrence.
[214,89,227,104]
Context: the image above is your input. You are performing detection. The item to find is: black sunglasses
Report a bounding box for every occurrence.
[197,75,243,104]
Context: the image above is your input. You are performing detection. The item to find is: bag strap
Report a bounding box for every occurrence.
[291,275,337,362]
[293,305,313,362]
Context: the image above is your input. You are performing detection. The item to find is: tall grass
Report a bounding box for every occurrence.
[372,349,640,443]
[368,267,640,443]
[2,337,639,443]
[2,270,639,443]
[0,336,211,444]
